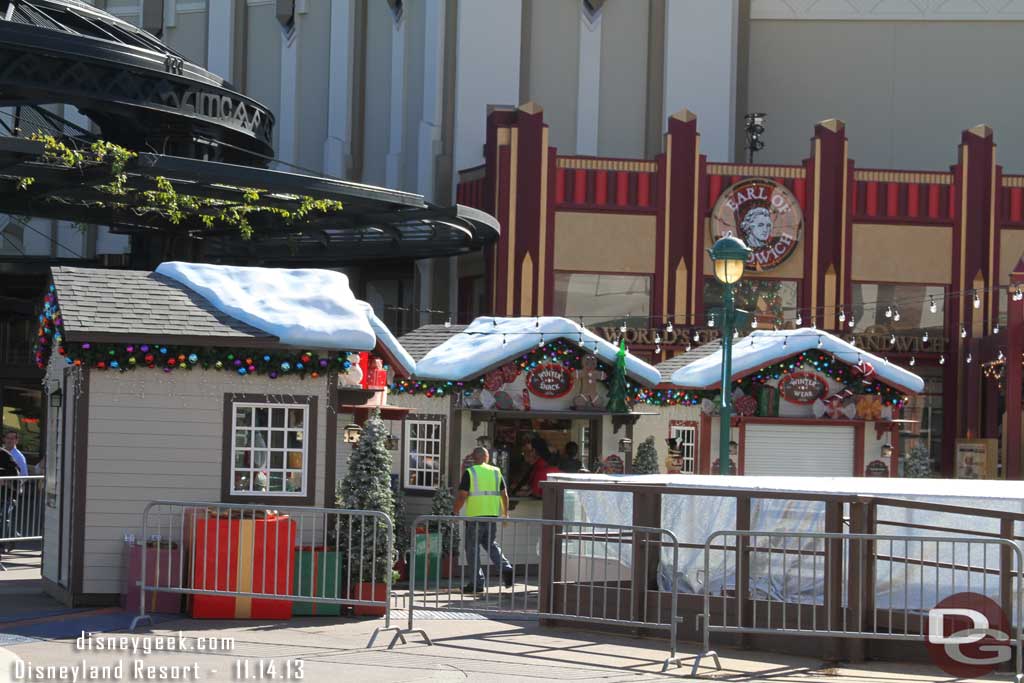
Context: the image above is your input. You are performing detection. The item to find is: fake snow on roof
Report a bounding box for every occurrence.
[155,262,415,373]
[413,316,662,387]
[670,327,925,394]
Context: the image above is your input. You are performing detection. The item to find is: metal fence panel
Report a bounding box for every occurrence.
[0,475,44,568]
[683,530,1024,678]
[128,501,403,647]
[398,514,680,669]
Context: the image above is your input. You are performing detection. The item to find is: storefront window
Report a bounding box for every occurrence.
[850,283,946,353]
[553,273,651,328]
[231,403,308,495]
[404,418,443,490]
[898,368,943,476]
[669,422,697,474]
[703,278,799,327]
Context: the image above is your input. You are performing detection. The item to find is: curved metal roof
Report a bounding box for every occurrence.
[0,0,275,164]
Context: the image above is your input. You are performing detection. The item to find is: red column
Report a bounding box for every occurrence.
[1006,263,1024,479]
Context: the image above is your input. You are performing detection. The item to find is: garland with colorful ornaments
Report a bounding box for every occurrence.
[34,285,361,379]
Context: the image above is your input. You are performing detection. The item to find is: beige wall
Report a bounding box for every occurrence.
[597,0,650,159]
[522,0,580,153]
[999,230,1024,285]
[244,2,282,152]
[852,224,953,284]
[554,212,657,273]
[748,20,1024,170]
[631,405,701,473]
[80,370,330,595]
[163,4,209,68]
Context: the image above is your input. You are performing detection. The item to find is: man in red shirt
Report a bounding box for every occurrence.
[512,438,561,498]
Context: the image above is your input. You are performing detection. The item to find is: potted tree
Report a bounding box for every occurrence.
[431,485,460,578]
[337,410,396,616]
[632,436,660,474]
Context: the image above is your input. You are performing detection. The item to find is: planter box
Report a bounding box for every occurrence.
[120,542,183,614]
[292,547,343,616]
[189,513,296,619]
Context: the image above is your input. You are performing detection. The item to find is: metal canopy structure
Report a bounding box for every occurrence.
[0,137,499,263]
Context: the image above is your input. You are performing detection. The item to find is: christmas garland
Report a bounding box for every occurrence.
[34,284,358,379]
[390,337,601,398]
[628,383,702,407]
[733,350,909,407]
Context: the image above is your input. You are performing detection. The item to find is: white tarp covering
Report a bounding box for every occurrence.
[413,316,662,386]
[155,262,415,373]
[671,328,925,394]
[556,473,1024,610]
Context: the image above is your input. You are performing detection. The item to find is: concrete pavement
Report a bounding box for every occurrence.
[1,551,1017,682]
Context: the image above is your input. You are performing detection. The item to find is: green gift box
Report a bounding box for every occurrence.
[293,547,343,616]
[757,385,779,417]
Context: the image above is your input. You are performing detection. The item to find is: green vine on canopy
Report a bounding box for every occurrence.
[19,134,344,239]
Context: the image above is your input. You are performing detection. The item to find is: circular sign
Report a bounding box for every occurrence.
[778,372,828,405]
[926,592,1011,679]
[710,178,803,271]
[526,363,574,399]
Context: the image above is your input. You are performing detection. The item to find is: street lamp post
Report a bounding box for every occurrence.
[709,234,752,475]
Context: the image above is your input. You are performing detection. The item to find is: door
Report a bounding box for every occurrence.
[744,424,855,477]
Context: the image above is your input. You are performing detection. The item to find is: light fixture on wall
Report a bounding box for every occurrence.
[744,112,767,163]
[342,422,363,444]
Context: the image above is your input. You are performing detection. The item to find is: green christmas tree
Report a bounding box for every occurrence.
[606,337,630,413]
[430,484,460,556]
[903,444,933,478]
[393,487,410,560]
[336,410,396,582]
[632,436,660,474]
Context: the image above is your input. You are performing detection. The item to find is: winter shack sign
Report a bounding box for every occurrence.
[526,363,574,399]
[778,372,828,405]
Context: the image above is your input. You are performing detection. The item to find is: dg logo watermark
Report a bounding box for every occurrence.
[926,592,1017,678]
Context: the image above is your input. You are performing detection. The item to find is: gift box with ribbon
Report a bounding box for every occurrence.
[121,541,183,614]
[292,546,343,616]
[189,513,297,619]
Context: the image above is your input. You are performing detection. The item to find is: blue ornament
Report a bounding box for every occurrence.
[280,362,291,372]
[296,362,304,370]
[238,367,247,375]
[110,361,120,369]
[343,360,351,369]
[159,347,168,354]
[188,353,199,364]
[263,355,271,362]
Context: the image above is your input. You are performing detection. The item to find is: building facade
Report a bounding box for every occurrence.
[457,104,1023,476]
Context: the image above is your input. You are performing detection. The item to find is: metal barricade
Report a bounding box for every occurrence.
[682,530,1024,678]
[397,514,680,670]
[0,475,45,569]
[128,501,402,647]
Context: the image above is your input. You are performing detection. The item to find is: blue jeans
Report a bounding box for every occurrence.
[464,519,511,585]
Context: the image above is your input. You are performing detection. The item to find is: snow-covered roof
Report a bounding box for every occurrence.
[413,316,663,386]
[670,327,925,394]
[155,262,415,376]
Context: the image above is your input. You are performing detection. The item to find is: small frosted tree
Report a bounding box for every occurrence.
[337,410,396,582]
[632,436,660,474]
[903,444,933,478]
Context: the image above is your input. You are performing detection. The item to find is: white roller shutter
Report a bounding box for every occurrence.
[743,424,855,477]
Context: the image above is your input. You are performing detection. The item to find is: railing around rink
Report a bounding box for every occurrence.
[128,501,402,647]
[0,475,45,567]
[397,514,681,670]
[682,530,1024,678]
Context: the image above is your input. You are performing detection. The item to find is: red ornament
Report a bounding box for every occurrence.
[97,361,106,369]
[300,354,311,364]
[58,347,66,356]
[144,354,154,363]
[167,358,177,366]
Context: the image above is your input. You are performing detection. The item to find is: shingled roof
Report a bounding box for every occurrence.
[654,339,722,383]
[398,324,467,362]
[52,266,281,347]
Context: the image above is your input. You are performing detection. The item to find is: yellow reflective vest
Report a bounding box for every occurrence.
[465,463,504,517]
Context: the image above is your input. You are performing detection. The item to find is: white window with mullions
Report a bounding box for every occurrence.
[232,403,308,496]
[405,418,443,490]
[671,424,697,474]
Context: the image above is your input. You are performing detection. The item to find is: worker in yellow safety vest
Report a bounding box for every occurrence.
[453,447,514,593]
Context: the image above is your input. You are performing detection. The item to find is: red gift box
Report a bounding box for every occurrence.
[188,513,297,619]
[121,543,183,614]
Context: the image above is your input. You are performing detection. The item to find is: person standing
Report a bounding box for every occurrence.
[453,447,514,593]
[0,447,19,555]
[2,430,27,477]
